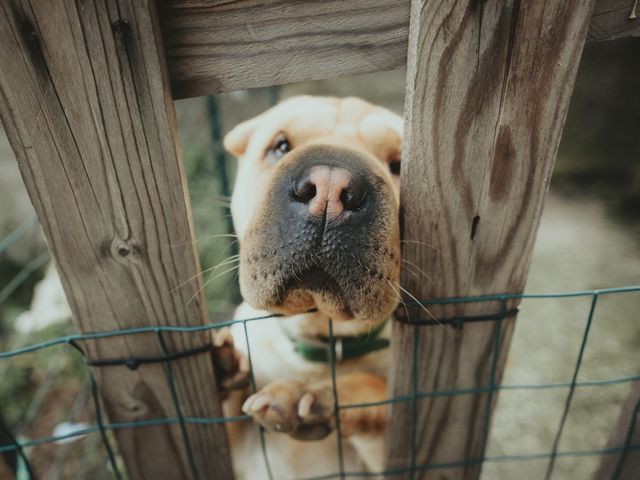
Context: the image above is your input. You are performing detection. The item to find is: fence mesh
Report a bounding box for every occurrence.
[1,92,639,478]
[0,214,638,479]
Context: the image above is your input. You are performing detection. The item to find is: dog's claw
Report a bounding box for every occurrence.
[239,354,250,373]
[241,395,253,413]
[244,393,271,413]
[212,327,234,348]
[297,392,315,418]
[212,328,250,393]
[242,381,334,440]
[251,394,271,412]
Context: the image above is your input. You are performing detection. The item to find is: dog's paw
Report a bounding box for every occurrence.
[242,380,335,440]
[211,328,250,392]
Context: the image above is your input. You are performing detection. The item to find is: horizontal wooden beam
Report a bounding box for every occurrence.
[159,0,411,98]
[159,0,639,99]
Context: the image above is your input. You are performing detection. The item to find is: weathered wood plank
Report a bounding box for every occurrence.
[0,1,232,478]
[589,0,640,41]
[593,383,640,480]
[0,455,14,480]
[385,1,595,479]
[0,416,16,480]
[159,0,636,99]
[159,0,411,98]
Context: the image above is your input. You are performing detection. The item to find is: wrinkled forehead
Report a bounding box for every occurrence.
[245,97,403,160]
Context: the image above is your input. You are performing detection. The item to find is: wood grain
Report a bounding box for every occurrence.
[159,0,411,98]
[0,1,232,478]
[589,0,640,41]
[0,456,14,480]
[593,382,640,480]
[385,1,595,479]
[158,0,636,99]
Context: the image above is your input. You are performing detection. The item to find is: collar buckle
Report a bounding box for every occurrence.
[334,338,343,363]
[284,318,391,363]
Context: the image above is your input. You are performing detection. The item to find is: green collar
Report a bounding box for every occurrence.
[282,318,390,363]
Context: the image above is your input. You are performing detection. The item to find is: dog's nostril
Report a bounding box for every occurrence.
[292,178,317,203]
[340,180,367,211]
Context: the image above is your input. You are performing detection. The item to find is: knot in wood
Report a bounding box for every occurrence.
[20,21,37,42]
[111,19,132,36]
[110,237,139,261]
[119,394,150,419]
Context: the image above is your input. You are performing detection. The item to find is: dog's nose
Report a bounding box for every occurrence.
[291,166,368,220]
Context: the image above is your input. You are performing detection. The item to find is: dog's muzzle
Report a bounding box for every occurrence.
[239,143,399,320]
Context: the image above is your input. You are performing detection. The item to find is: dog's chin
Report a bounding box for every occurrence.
[272,267,355,320]
[243,266,400,324]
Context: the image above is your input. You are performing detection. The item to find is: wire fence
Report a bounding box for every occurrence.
[1,292,639,479]
[0,214,638,479]
[1,94,638,479]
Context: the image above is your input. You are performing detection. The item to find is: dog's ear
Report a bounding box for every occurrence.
[224,117,259,157]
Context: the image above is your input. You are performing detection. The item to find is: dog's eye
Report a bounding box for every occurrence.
[389,159,401,175]
[267,134,292,162]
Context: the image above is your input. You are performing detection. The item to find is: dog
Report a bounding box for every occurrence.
[213,96,403,479]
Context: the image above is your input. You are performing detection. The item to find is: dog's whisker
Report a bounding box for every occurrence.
[207,195,233,207]
[169,255,240,294]
[400,239,451,264]
[201,233,239,240]
[170,233,239,248]
[386,280,410,326]
[203,254,240,271]
[211,240,241,268]
[400,263,421,281]
[401,259,436,286]
[188,264,240,305]
[190,255,240,295]
[196,240,241,280]
[191,193,232,203]
[400,239,437,248]
[204,256,240,281]
[206,256,240,273]
[393,282,452,334]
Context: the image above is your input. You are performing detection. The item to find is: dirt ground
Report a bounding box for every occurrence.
[484,192,640,479]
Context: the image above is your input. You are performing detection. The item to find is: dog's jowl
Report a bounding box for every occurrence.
[213,96,403,478]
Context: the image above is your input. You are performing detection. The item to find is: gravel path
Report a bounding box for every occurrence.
[484,193,640,479]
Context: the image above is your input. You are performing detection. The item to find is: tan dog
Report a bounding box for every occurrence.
[215,96,402,479]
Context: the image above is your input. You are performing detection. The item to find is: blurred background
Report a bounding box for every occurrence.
[0,36,638,479]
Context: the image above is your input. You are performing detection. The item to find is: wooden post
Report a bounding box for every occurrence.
[386,1,595,479]
[0,460,13,480]
[156,0,640,98]
[0,452,14,480]
[0,1,232,479]
[593,383,640,480]
[159,0,411,98]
